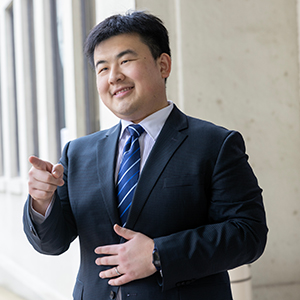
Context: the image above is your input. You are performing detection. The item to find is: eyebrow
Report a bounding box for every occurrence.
[95,49,138,69]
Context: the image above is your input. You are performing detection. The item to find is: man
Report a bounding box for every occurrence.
[23,11,268,300]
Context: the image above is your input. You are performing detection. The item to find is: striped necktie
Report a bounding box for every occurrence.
[117,124,144,226]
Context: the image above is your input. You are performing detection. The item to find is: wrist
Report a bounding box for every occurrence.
[31,197,52,216]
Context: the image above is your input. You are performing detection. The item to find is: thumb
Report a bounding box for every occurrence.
[113,224,136,241]
[29,155,53,173]
[52,163,64,180]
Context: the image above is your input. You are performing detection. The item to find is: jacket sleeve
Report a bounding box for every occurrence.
[23,142,78,255]
[154,131,268,291]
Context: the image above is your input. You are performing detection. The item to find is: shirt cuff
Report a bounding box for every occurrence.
[29,195,55,224]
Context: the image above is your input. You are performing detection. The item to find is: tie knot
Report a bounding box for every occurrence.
[127,124,144,138]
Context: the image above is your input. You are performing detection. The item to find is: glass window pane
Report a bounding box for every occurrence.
[6,4,20,176]
[27,0,39,157]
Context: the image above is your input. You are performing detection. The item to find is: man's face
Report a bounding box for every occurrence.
[93,33,171,123]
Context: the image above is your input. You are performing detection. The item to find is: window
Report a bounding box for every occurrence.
[52,0,65,159]
[0,62,3,176]
[81,0,99,134]
[6,3,20,176]
[27,0,39,157]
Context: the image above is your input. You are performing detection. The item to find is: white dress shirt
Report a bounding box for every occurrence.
[116,101,174,181]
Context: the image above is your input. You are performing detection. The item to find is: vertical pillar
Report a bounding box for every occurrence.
[229,265,252,300]
[62,0,86,142]
[33,0,58,162]
[0,2,19,179]
[13,0,36,179]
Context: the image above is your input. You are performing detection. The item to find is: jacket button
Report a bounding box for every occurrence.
[110,290,116,299]
[176,281,186,287]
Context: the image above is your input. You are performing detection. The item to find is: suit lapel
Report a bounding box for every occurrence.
[126,106,189,229]
[96,123,121,226]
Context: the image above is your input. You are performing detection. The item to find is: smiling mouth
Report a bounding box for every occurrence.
[114,87,133,96]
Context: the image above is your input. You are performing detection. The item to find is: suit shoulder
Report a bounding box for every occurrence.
[186,115,233,139]
[171,105,232,137]
[62,124,120,153]
[186,116,248,160]
[170,106,240,144]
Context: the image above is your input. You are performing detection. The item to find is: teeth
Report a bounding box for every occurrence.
[115,87,132,95]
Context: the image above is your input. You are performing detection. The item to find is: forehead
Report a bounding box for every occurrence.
[93,33,150,62]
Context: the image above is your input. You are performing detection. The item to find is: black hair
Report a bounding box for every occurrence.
[84,10,171,69]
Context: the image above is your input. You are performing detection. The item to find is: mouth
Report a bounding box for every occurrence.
[113,87,134,96]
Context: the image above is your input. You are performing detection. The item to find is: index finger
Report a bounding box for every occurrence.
[29,156,53,173]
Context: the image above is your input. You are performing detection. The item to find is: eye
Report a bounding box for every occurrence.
[121,59,130,65]
[98,67,108,74]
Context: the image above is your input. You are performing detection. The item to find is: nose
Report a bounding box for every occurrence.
[109,65,125,84]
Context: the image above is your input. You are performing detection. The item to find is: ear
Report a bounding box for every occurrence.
[158,53,172,79]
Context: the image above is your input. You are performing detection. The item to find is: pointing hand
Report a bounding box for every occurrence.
[28,156,64,215]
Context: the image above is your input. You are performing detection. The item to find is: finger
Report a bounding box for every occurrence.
[99,267,122,279]
[95,255,118,266]
[29,188,56,202]
[29,179,59,193]
[28,175,58,201]
[113,224,136,240]
[95,244,119,255]
[29,167,63,186]
[29,156,53,173]
[108,274,132,286]
[51,164,64,185]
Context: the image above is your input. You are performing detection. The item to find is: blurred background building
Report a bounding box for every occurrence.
[0,0,299,299]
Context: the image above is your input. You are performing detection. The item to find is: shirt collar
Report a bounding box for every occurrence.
[119,100,174,141]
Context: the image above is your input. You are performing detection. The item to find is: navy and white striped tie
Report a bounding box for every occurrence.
[117,124,144,226]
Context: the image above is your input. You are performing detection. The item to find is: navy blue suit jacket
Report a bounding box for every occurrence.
[23,105,268,300]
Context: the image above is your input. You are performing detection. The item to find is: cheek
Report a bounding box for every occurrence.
[130,71,152,93]
[127,62,150,80]
[96,77,108,95]
[134,65,160,87]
